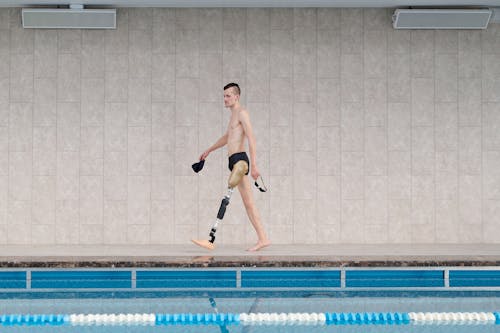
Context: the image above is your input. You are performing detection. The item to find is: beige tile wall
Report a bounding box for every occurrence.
[0,8,499,246]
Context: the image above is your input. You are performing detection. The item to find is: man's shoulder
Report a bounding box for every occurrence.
[238,108,250,118]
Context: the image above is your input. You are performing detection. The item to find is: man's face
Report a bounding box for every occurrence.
[224,88,238,108]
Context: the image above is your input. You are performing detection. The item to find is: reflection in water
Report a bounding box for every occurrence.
[209,297,230,333]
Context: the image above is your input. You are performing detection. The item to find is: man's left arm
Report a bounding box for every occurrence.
[239,110,260,179]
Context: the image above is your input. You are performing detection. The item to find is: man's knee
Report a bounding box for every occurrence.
[228,160,248,188]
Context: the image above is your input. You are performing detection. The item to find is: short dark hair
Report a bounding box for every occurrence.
[224,82,240,95]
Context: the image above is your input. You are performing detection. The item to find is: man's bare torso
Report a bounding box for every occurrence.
[227,109,246,156]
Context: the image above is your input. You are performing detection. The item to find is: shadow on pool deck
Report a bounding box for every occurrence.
[0,244,499,268]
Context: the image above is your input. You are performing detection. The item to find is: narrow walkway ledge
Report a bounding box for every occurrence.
[0,244,499,268]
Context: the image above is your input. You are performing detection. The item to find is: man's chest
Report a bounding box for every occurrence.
[228,117,242,131]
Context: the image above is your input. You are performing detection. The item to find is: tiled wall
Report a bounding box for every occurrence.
[0,8,499,246]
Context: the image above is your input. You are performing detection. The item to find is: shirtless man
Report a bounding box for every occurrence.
[194,83,270,252]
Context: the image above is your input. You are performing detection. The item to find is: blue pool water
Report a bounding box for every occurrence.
[1,267,499,332]
[0,290,499,332]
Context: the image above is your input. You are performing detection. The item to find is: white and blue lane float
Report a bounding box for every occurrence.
[0,311,499,326]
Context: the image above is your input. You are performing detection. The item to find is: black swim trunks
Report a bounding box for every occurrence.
[228,152,249,175]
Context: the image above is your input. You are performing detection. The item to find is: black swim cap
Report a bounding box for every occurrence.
[192,160,205,173]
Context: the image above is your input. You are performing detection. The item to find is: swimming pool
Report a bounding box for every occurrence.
[1,267,499,332]
[1,290,499,332]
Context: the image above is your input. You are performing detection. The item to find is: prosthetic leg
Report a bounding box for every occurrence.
[192,160,248,250]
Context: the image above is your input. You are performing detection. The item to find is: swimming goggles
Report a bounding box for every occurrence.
[254,176,268,192]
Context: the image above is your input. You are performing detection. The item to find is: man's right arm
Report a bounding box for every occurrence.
[200,132,228,160]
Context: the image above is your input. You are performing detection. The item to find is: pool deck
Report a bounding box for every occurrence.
[0,244,499,268]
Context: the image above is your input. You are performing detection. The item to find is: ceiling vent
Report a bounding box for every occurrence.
[22,6,116,29]
[392,8,492,29]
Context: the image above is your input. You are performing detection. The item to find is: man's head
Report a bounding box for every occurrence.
[224,82,240,108]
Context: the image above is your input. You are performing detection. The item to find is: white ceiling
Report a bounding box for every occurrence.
[1,0,500,7]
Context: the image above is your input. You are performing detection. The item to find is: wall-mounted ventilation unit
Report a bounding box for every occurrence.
[392,9,492,29]
[492,7,500,23]
[22,7,116,29]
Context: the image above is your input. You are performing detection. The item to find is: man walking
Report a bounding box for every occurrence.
[193,83,270,251]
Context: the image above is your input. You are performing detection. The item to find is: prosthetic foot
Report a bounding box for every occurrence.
[192,160,248,250]
[191,239,215,250]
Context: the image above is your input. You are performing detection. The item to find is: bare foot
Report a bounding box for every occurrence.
[247,240,271,252]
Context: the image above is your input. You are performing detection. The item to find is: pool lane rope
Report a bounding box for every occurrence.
[0,312,499,326]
